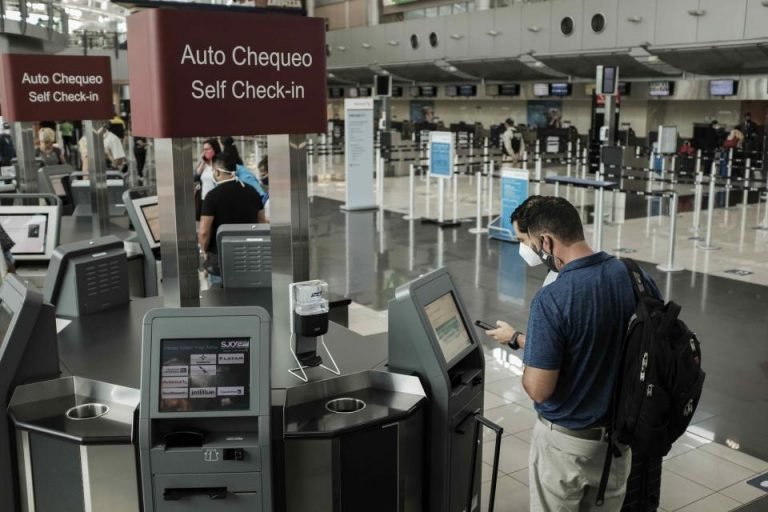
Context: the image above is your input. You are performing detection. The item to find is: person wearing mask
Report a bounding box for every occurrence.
[484,196,556,349]
[198,153,266,287]
[490,196,661,511]
[35,127,64,166]
[194,138,221,220]
[502,118,522,164]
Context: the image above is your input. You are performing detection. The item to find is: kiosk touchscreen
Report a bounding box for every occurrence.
[388,267,484,512]
[0,275,59,512]
[216,224,271,289]
[43,235,130,318]
[0,204,61,261]
[139,307,272,512]
[124,191,162,297]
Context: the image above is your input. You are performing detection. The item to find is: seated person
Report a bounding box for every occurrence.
[198,153,266,287]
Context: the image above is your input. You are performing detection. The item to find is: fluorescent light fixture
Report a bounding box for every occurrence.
[486,29,500,37]
[627,16,643,23]
[336,46,347,51]
[448,66,457,72]
[362,43,372,49]
[450,34,463,40]
[387,40,399,46]
[528,26,541,33]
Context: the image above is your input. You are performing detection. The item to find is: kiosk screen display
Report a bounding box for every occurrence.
[424,292,472,365]
[140,203,160,244]
[1,214,48,255]
[159,337,250,413]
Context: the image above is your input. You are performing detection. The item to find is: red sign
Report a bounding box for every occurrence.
[0,54,113,123]
[127,9,327,137]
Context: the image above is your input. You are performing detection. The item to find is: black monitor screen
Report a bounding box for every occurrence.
[618,82,631,96]
[328,87,344,98]
[159,338,250,413]
[375,75,391,96]
[424,292,472,365]
[140,203,160,244]
[710,79,737,96]
[550,83,572,97]
[458,85,477,97]
[499,83,520,96]
[445,85,458,97]
[1,214,48,255]
[649,81,674,97]
[358,87,372,97]
[392,86,403,98]
[419,86,437,97]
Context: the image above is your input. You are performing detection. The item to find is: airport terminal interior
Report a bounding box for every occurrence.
[0,0,767,511]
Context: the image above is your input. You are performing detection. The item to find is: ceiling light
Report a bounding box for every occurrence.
[533,61,545,68]
[528,26,541,33]
[627,16,643,23]
[362,43,372,49]
[337,46,347,51]
[448,66,457,72]
[387,40,399,46]
[450,34,463,40]
[486,30,500,37]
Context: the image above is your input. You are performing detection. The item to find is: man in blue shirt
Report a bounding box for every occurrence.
[499,197,658,511]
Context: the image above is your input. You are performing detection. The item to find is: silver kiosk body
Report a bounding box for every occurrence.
[43,235,130,318]
[216,224,271,289]
[69,171,127,217]
[388,267,485,512]
[139,307,272,512]
[123,189,161,296]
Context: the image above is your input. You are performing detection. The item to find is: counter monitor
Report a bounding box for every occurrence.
[131,196,160,250]
[159,337,251,413]
[0,213,48,255]
[533,83,550,97]
[424,292,473,366]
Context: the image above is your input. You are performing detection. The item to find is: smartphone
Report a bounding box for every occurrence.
[474,320,496,331]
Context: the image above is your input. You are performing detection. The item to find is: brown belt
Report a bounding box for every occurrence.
[538,415,607,441]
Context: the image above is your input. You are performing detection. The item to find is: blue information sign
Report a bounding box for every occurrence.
[430,142,452,178]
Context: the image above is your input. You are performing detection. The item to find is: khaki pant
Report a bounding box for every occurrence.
[529,419,631,512]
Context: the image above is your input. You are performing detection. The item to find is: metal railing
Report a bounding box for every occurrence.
[0,0,69,38]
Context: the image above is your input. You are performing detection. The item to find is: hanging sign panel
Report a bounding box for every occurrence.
[0,54,113,122]
[429,131,454,179]
[127,8,327,137]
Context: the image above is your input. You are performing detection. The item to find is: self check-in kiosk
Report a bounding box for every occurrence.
[0,198,61,262]
[43,235,130,318]
[0,275,60,512]
[124,189,162,296]
[388,267,485,512]
[37,165,76,213]
[216,224,272,289]
[139,307,272,512]
[69,171,127,217]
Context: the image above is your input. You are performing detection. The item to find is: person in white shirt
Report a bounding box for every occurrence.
[78,122,127,173]
[502,118,523,164]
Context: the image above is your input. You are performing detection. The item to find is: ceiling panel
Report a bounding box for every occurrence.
[381,63,465,82]
[651,45,768,75]
[537,53,676,78]
[448,59,552,81]
[329,67,376,84]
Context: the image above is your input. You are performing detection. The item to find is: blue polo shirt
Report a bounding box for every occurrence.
[523,252,659,429]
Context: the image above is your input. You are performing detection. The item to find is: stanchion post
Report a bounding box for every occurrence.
[691,150,703,232]
[594,184,605,252]
[566,140,573,177]
[307,138,314,182]
[725,147,734,208]
[469,160,487,233]
[742,158,751,209]
[438,173,446,224]
[425,166,432,219]
[487,158,494,226]
[698,161,720,250]
[657,192,684,272]
[581,148,588,179]
[404,163,416,220]
[452,156,459,223]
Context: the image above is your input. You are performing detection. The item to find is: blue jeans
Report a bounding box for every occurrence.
[207,273,222,287]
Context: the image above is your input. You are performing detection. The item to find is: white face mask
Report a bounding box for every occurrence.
[519,242,543,267]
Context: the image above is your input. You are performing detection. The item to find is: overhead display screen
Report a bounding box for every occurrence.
[499,83,520,97]
[419,86,437,98]
[391,86,403,97]
[649,81,674,97]
[618,82,631,96]
[328,87,344,98]
[445,85,458,97]
[458,85,477,97]
[424,292,472,365]
[710,79,737,96]
[533,83,550,97]
[159,337,250,413]
[357,87,372,97]
[550,83,572,97]
[1,214,48,255]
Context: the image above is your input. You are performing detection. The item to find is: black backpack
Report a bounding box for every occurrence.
[597,259,705,505]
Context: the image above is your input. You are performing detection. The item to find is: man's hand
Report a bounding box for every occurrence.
[486,320,516,346]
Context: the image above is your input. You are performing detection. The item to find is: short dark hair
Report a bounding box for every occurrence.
[526,197,585,244]
[203,138,222,155]
[505,118,514,126]
[510,195,545,233]
[213,151,237,173]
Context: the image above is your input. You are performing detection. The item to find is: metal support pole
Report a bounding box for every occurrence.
[759,190,768,230]
[452,169,459,223]
[146,138,156,189]
[698,164,720,250]
[566,141,572,177]
[487,159,494,225]
[127,134,138,187]
[308,139,315,182]
[691,150,703,232]
[595,185,605,251]
[425,168,432,219]
[404,164,416,220]
[742,158,751,209]
[581,148,588,179]
[469,163,487,234]
[155,137,200,306]
[657,192,684,272]
[12,122,37,194]
[535,153,543,195]
[377,155,384,208]
[438,176,446,224]
[725,148,734,208]
[84,120,110,237]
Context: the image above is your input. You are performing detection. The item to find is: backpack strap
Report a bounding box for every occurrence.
[621,258,652,300]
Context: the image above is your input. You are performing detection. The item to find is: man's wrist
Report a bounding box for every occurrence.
[509,331,523,350]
